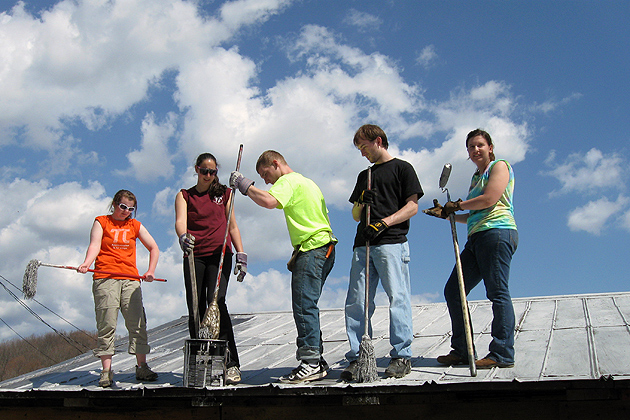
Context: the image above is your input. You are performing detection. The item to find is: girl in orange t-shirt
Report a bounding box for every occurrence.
[78,189,159,387]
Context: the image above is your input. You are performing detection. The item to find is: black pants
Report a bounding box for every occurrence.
[183,252,239,368]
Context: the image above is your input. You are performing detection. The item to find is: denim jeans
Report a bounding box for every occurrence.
[444,228,518,364]
[344,242,413,361]
[291,243,335,363]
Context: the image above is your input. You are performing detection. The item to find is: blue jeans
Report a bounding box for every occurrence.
[345,242,413,361]
[444,228,518,364]
[291,243,335,363]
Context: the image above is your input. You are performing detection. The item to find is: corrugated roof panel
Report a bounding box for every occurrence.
[2,292,630,392]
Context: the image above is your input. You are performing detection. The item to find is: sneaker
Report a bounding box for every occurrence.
[340,360,357,382]
[279,360,328,384]
[135,363,158,381]
[98,369,113,388]
[225,366,242,385]
[384,358,411,379]
[436,351,468,366]
[475,356,514,369]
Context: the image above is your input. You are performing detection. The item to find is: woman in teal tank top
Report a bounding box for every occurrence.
[437,129,519,369]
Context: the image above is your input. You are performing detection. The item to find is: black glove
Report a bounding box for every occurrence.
[422,199,448,219]
[179,233,195,255]
[363,219,388,241]
[358,189,377,206]
[234,252,247,282]
[230,171,254,195]
[443,199,462,216]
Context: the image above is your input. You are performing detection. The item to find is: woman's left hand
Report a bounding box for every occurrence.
[234,252,248,282]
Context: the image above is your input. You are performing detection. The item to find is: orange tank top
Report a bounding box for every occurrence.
[93,215,141,280]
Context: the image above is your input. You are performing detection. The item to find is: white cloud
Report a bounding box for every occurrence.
[0,0,289,153]
[415,45,437,69]
[567,195,629,235]
[343,8,382,32]
[544,148,626,195]
[117,112,177,182]
[621,210,630,233]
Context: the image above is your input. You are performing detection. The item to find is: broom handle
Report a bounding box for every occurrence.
[446,189,476,377]
[363,166,371,338]
[211,144,244,304]
[39,262,167,282]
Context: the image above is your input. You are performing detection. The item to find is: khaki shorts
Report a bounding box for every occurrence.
[92,278,150,357]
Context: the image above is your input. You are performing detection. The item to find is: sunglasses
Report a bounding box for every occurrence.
[197,166,218,176]
[118,203,136,212]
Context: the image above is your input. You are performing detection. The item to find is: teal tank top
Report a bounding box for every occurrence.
[466,159,517,236]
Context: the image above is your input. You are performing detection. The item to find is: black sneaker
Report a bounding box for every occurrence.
[340,360,358,382]
[384,358,411,378]
[279,361,328,384]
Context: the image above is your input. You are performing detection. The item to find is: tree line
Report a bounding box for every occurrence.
[0,330,97,382]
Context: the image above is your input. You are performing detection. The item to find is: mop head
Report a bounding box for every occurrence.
[22,259,40,299]
[356,334,378,382]
[198,304,220,339]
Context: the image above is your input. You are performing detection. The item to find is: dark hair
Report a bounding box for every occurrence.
[109,189,137,220]
[195,153,227,198]
[256,150,286,172]
[353,124,389,149]
[466,128,495,161]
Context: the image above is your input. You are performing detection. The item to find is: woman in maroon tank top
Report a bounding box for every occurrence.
[175,153,247,385]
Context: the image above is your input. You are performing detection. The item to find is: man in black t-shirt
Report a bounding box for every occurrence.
[342,124,423,381]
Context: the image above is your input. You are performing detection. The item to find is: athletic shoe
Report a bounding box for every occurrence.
[475,356,514,369]
[384,358,411,378]
[135,363,158,381]
[436,352,468,366]
[279,360,328,384]
[98,369,113,388]
[225,366,242,385]
[340,360,358,382]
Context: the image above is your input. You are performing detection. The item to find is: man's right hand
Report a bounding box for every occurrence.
[230,171,254,195]
[358,189,377,206]
[179,233,195,255]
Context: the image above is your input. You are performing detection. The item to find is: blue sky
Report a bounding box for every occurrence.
[1,0,629,342]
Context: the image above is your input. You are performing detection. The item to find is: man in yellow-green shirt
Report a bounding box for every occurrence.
[231,150,336,384]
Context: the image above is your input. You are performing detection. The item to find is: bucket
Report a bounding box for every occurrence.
[183,339,229,387]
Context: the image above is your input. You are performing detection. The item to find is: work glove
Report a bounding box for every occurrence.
[234,252,248,282]
[358,189,377,206]
[363,219,388,241]
[230,171,254,196]
[443,199,463,216]
[422,199,448,219]
[179,233,195,255]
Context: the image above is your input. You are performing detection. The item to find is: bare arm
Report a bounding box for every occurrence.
[353,194,419,225]
[174,191,188,237]
[138,224,159,281]
[77,220,103,273]
[246,185,280,209]
[459,161,509,211]
[382,194,419,226]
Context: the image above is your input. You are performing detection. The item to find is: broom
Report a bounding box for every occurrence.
[355,166,378,382]
[199,144,243,340]
[22,259,167,299]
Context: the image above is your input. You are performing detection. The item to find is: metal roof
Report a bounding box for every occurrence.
[2,291,629,391]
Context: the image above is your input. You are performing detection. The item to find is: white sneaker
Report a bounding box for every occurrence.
[279,361,327,384]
